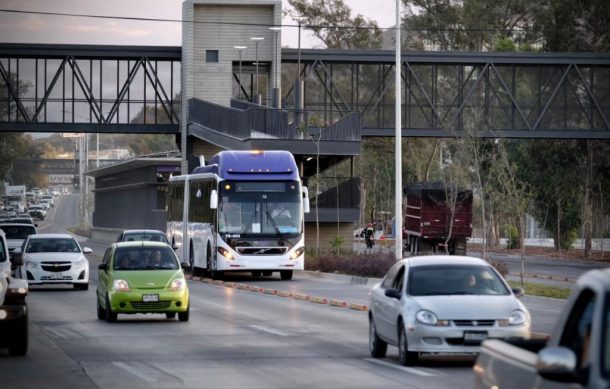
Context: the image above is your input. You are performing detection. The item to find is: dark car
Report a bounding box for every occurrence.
[28,210,45,221]
[116,230,170,244]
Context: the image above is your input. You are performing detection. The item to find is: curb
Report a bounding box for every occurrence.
[184,274,369,312]
[510,272,575,283]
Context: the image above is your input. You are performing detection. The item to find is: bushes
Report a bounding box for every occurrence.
[486,258,509,276]
[305,250,397,278]
[505,225,519,249]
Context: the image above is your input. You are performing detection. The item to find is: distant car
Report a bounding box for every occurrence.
[116,230,170,244]
[27,209,45,221]
[368,256,530,365]
[96,241,190,322]
[20,234,91,290]
[7,218,36,226]
[0,224,37,261]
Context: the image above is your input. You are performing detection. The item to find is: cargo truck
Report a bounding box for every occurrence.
[403,182,473,255]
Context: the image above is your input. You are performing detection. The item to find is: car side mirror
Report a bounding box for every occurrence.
[512,287,525,298]
[98,263,108,271]
[384,288,401,299]
[172,244,179,251]
[536,346,581,383]
[82,247,93,254]
[181,262,190,269]
[10,252,24,267]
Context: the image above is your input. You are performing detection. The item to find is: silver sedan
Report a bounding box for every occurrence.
[368,255,531,365]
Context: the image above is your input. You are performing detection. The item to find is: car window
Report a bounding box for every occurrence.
[408,265,510,296]
[0,226,36,239]
[381,263,402,289]
[601,293,610,379]
[26,238,80,253]
[102,248,112,266]
[0,238,6,262]
[559,289,596,370]
[123,232,168,243]
[113,246,179,270]
[392,266,405,294]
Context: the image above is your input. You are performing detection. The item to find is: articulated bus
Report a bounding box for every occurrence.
[167,150,310,280]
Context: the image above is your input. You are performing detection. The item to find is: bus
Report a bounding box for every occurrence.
[167,150,310,280]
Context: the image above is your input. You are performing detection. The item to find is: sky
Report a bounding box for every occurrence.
[0,0,398,48]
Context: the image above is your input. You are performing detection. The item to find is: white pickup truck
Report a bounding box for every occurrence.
[0,230,29,356]
[474,268,609,389]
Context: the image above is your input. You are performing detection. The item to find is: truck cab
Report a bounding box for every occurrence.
[0,230,29,356]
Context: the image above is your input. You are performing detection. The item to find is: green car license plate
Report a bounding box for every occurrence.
[142,294,159,302]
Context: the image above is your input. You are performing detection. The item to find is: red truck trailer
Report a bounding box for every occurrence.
[403,182,473,255]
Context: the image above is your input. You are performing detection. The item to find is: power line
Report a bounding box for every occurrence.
[0,8,551,34]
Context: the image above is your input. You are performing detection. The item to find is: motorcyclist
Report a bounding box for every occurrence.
[365,223,375,248]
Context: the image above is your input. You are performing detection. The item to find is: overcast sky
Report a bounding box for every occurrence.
[0,0,398,48]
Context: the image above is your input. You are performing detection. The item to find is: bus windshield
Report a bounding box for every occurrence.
[219,181,302,236]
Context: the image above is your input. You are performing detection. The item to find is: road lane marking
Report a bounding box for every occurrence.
[363,358,437,377]
[112,362,158,383]
[46,328,66,339]
[249,325,289,337]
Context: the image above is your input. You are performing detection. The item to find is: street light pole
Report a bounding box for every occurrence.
[234,46,247,100]
[250,37,264,104]
[395,0,403,260]
[269,27,282,109]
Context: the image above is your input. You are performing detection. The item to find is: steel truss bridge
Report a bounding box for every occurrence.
[1,44,610,139]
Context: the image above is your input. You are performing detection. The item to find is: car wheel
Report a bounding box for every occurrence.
[105,295,117,323]
[8,304,28,356]
[166,312,176,319]
[74,283,89,291]
[280,270,293,280]
[96,294,105,320]
[398,322,418,366]
[178,303,189,322]
[369,315,387,358]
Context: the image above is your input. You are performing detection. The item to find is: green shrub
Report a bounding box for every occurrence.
[329,235,344,249]
[505,225,519,249]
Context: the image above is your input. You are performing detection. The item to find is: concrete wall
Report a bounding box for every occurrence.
[304,223,355,250]
[181,0,282,173]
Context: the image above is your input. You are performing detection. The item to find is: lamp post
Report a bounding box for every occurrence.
[250,37,264,104]
[395,0,403,260]
[269,27,281,108]
[233,46,247,100]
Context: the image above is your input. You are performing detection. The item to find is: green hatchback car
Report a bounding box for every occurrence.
[96,241,190,322]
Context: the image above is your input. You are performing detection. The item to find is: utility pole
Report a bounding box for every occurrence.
[395,0,403,260]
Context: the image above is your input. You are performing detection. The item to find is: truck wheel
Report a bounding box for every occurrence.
[8,305,28,356]
[454,239,467,256]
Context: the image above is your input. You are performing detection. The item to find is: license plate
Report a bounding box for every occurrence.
[50,273,64,279]
[142,294,159,302]
[464,331,488,342]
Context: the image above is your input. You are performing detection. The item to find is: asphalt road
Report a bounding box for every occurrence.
[0,193,567,388]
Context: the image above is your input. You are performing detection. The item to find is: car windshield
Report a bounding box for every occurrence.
[408,265,510,296]
[122,232,168,243]
[0,225,36,239]
[26,238,80,253]
[113,246,179,270]
[0,239,6,262]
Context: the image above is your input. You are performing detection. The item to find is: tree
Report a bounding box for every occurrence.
[286,0,383,49]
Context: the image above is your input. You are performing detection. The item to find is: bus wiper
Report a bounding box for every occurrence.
[242,208,257,234]
[265,209,281,236]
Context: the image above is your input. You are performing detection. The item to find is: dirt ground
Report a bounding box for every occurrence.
[469,243,610,263]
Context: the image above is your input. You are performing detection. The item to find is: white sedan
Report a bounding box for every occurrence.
[368,256,531,365]
[20,234,91,290]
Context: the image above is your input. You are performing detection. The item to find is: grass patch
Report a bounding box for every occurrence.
[508,281,571,299]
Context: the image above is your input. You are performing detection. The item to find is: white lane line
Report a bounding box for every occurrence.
[112,362,158,383]
[46,328,66,339]
[249,325,289,337]
[363,358,437,377]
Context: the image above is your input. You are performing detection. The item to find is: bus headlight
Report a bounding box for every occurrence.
[217,247,234,261]
[290,247,304,260]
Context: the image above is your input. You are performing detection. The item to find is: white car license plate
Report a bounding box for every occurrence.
[49,273,64,279]
[464,331,488,342]
[142,294,159,302]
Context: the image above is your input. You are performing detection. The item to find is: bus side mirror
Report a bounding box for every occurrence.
[302,186,310,213]
[210,190,218,209]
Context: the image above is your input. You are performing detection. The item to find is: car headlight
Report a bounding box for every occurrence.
[290,246,305,260]
[113,279,130,292]
[507,310,527,326]
[170,278,186,291]
[74,258,88,270]
[217,247,234,261]
[26,260,39,269]
[416,310,438,326]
